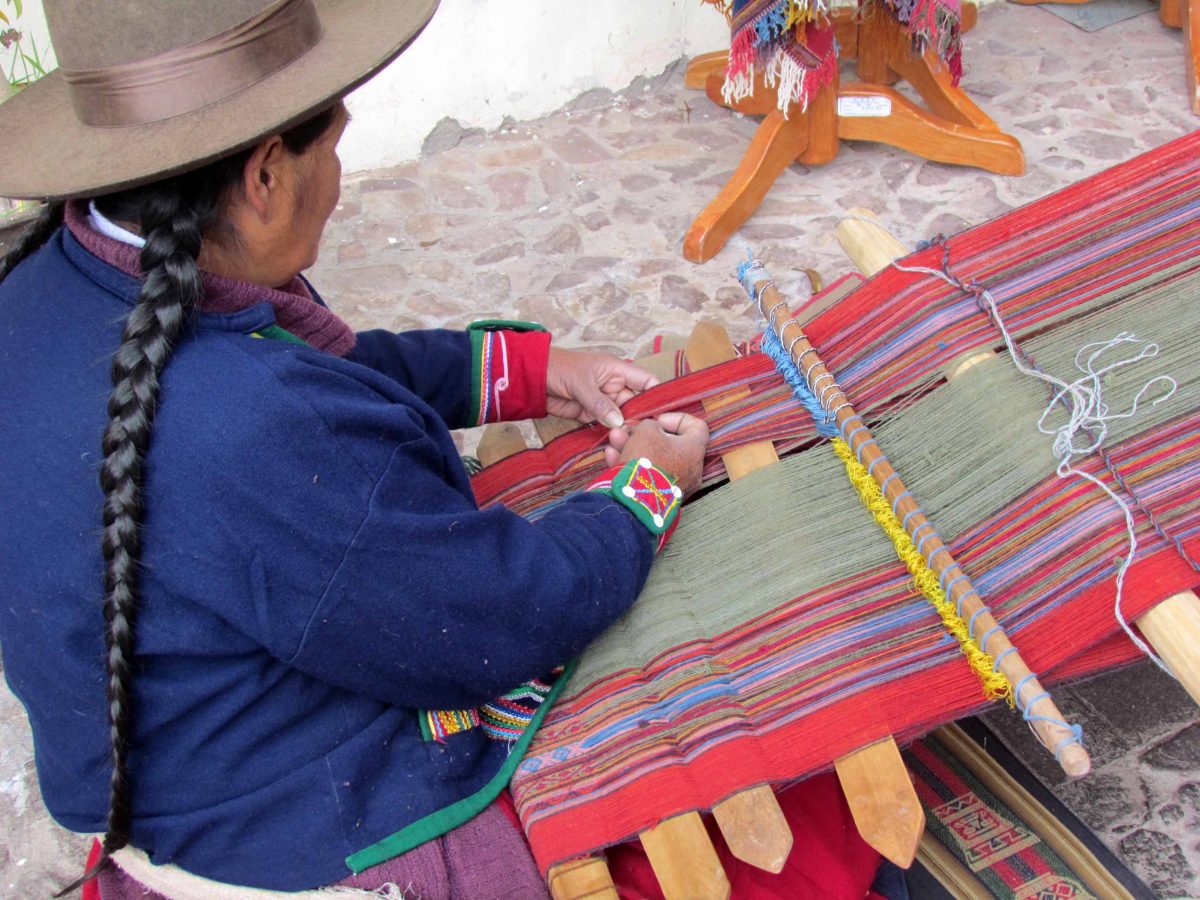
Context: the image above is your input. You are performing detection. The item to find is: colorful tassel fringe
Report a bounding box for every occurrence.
[710,0,964,115]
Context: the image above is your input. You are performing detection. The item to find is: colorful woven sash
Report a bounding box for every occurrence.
[471,131,1200,875]
[702,0,963,112]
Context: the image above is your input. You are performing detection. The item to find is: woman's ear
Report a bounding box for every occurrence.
[240,135,288,222]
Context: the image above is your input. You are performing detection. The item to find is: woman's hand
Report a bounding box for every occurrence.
[546,347,659,428]
[604,412,710,499]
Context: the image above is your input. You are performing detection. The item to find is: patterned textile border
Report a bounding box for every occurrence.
[908,724,1138,899]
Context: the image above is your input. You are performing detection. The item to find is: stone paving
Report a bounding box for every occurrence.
[3,3,1199,897]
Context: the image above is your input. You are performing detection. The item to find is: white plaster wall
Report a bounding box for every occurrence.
[7,0,999,175]
[339,0,729,172]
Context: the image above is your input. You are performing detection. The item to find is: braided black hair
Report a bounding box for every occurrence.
[26,102,342,896]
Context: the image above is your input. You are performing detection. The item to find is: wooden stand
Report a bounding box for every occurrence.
[1158,0,1200,113]
[682,4,1024,264]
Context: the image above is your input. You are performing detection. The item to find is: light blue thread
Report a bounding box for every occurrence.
[1013,673,1037,708]
[889,489,912,515]
[866,455,887,477]
[967,607,987,640]
[955,588,979,618]
[1019,685,1086,760]
[903,508,927,531]
[880,472,900,496]
[942,570,967,594]
[760,327,839,438]
[979,625,1001,652]
[915,526,938,556]
[927,546,950,568]
[854,438,879,464]
[1054,725,1085,760]
[991,647,1017,671]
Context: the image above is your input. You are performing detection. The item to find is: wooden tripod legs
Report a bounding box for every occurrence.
[682,10,1025,264]
[682,107,813,265]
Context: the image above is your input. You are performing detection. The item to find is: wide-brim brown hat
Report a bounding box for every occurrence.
[0,0,438,200]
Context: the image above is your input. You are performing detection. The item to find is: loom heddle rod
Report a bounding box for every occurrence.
[744,268,1092,778]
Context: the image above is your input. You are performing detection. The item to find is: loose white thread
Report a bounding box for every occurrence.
[891,258,1179,677]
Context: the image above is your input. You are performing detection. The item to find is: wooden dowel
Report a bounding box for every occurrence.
[1136,590,1200,706]
[748,273,1090,777]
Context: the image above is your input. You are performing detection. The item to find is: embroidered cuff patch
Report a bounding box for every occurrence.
[588,459,683,551]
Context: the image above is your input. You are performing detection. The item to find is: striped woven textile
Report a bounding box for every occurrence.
[471,131,1200,875]
[702,0,962,114]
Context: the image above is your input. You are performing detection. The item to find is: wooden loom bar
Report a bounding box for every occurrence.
[745,272,1092,777]
[837,210,1200,712]
[1135,591,1200,705]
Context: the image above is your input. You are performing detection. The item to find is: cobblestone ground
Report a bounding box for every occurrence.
[4,3,1198,897]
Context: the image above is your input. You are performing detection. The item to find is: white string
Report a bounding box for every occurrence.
[890,259,1179,677]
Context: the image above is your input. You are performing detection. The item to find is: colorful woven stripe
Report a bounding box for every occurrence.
[468,329,509,426]
[422,707,480,742]
[907,732,1104,898]
[469,131,1200,874]
[479,671,561,742]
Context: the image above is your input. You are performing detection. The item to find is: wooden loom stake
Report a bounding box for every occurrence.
[838,209,1200,712]
[685,321,796,875]
[1135,591,1200,705]
[748,273,1091,777]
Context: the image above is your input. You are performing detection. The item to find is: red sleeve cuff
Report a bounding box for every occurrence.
[467,328,551,425]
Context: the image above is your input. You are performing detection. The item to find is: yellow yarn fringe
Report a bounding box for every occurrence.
[831,438,1013,705]
[785,1,826,27]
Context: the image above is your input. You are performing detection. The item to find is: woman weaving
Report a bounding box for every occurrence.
[0,0,715,896]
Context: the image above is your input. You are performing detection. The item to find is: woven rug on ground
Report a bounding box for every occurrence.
[906,723,1153,899]
[471,131,1200,875]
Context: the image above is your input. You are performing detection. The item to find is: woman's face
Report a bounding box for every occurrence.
[284,106,349,274]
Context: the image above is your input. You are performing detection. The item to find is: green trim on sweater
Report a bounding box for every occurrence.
[345,660,577,873]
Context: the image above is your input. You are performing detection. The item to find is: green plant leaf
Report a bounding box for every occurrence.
[11,0,22,18]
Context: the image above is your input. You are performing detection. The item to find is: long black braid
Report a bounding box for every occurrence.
[11,103,342,896]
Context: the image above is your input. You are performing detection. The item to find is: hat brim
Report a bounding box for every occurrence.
[0,0,438,199]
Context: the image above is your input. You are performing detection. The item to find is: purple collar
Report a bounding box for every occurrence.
[65,201,355,356]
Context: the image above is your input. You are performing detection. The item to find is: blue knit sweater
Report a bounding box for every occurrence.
[0,228,655,890]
